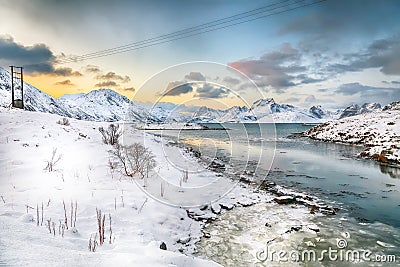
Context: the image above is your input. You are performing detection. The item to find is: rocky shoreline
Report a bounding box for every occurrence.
[162,138,341,257]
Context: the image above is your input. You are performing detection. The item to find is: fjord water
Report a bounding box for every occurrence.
[159,123,400,227]
[147,123,400,265]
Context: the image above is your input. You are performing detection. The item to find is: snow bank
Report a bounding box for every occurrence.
[304,108,400,165]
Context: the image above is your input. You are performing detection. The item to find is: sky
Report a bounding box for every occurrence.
[0,0,400,109]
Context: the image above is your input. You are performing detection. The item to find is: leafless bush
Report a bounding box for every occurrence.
[69,201,77,228]
[26,204,34,214]
[44,148,62,172]
[99,124,121,145]
[36,204,39,226]
[63,200,68,230]
[109,214,112,244]
[88,233,98,252]
[160,181,165,197]
[109,143,156,179]
[96,208,106,245]
[73,201,77,228]
[52,222,56,236]
[47,219,52,234]
[138,198,148,214]
[41,202,44,226]
[57,118,70,126]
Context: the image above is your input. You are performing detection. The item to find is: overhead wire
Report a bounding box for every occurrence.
[24,0,328,68]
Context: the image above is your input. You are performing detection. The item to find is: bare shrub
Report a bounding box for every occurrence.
[138,198,148,214]
[160,181,165,197]
[57,118,70,126]
[109,143,156,179]
[63,200,68,230]
[96,208,105,245]
[99,124,121,145]
[109,214,112,244]
[88,233,98,252]
[41,202,44,226]
[44,148,62,172]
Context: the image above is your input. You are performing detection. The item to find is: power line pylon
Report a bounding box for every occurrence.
[10,66,24,109]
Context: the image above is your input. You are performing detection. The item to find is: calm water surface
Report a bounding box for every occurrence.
[146,123,400,266]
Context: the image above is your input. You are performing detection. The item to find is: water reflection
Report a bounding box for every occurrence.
[380,164,400,179]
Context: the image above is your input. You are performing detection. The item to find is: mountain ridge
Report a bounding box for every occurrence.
[0,67,393,123]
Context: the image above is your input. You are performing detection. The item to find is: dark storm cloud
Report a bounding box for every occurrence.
[0,35,84,76]
[223,76,241,85]
[195,84,229,99]
[164,81,193,96]
[52,67,82,77]
[295,74,326,84]
[277,0,400,80]
[184,72,206,81]
[335,83,400,105]
[121,87,135,92]
[335,83,385,96]
[54,79,74,86]
[96,72,130,83]
[85,65,101,73]
[327,36,400,76]
[95,81,118,88]
[280,0,400,40]
[0,35,54,73]
[0,35,53,62]
[228,43,318,91]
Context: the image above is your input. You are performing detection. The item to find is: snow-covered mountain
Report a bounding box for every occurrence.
[138,102,191,122]
[184,98,337,123]
[0,67,72,117]
[0,67,156,122]
[382,101,400,111]
[1,67,393,123]
[59,89,158,122]
[339,102,381,119]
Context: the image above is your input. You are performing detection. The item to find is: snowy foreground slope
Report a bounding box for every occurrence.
[0,107,222,266]
[0,107,328,266]
[304,106,400,165]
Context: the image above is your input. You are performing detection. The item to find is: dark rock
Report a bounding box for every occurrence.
[274,196,295,204]
[291,226,302,232]
[160,242,167,250]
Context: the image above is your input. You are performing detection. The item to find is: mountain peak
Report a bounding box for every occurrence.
[251,98,275,108]
[340,102,381,119]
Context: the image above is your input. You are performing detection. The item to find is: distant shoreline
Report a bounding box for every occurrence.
[141,128,230,131]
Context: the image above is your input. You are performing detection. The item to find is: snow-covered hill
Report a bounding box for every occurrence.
[0,67,72,117]
[0,106,227,266]
[0,68,158,123]
[59,89,159,122]
[304,104,400,165]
